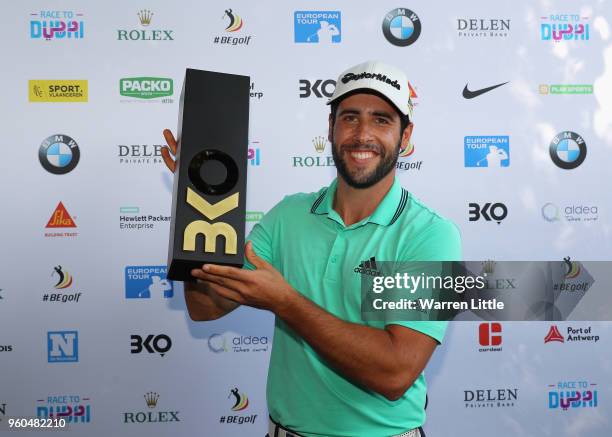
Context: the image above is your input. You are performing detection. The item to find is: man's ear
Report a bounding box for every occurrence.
[400,122,414,150]
[328,113,334,143]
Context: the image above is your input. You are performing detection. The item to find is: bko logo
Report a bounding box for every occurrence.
[469,203,507,224]
[183,151,240,254]
[131,334,172,357]
[47,331,78,363]
[299,79,336,98]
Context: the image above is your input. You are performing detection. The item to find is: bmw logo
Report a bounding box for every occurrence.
[549,131,586,170]
[382,8,421,47]
[39,134,80,174]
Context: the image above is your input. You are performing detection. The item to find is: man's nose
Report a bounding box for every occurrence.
[354,122,374,144]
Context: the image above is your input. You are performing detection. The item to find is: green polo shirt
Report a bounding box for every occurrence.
[245,177,461,437]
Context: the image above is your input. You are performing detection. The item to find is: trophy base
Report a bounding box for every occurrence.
[167,258,243,282]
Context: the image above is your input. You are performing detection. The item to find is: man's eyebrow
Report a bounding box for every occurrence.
[337,108,360,116]
[371,110,395,120]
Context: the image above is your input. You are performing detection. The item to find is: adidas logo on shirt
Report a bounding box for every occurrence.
[354,257,382,277]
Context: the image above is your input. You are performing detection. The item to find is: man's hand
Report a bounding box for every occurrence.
[190,242,296,313]
[161,129,178,172]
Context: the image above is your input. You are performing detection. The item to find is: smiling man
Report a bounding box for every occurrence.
[162,60,461,437]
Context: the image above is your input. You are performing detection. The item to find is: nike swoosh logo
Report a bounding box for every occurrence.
[462,81,509,99]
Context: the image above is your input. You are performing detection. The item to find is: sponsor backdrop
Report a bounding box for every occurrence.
[1,1,611,436]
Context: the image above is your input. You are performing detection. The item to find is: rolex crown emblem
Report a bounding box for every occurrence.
[312,136,327,153]
[138,9,153,26]
[144,392,159,408]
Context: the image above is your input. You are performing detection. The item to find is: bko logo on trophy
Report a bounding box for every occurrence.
[167,69,250,280]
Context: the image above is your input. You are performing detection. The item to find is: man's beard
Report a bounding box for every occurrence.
[332,139,401,189]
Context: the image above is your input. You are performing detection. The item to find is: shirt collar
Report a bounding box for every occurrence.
[311,178,408,227]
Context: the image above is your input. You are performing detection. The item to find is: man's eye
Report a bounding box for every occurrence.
[376,118,389,124]
[343,115,357,122]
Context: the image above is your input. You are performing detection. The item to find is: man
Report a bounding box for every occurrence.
[161,61,461,437]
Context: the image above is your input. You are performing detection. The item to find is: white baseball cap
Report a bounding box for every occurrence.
[327,60,413,119]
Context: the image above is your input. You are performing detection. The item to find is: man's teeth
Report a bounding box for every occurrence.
[350,151,375,159]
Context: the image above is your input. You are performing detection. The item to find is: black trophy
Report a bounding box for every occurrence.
[167,68,250,281]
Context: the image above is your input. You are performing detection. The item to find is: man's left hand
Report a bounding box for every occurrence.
[190,241,296,313]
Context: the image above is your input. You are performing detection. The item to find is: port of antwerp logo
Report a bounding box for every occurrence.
[545,325,565,343]
[229,388,248,411]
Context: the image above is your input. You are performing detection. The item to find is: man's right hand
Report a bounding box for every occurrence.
[161,129,178,173]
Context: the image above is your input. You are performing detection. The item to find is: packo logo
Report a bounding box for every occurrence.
[469,203,507,224]
[183,150,240,255]
[120,78,173,99]
[130,334,172,357]
[299,79,336,98]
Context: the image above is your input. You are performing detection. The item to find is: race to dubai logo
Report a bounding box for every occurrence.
[541,14,589,42]
[36,395,90,423]
[30,11,84,40]
[548,381,598,410]
[382,8,421,47]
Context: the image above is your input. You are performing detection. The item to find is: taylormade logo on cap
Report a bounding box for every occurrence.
[341,72,401,90]
[328,60,413,118]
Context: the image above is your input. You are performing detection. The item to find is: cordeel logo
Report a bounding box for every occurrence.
[47,331,78,363]
[382,8,421,47]
[464,136,509,168]
[549,131,586,169]
[39,134,80,175]
[120,77,173,99]
[125,266,173,299]
[294,11,341,44]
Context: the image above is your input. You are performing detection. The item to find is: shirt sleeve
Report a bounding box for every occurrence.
[243,197,288,271]
[385,218,462,344]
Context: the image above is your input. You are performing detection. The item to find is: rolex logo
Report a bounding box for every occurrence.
[312,136,327,153]
[482,260,496,275]
[138,10,153,26]
[144,392,159,408]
